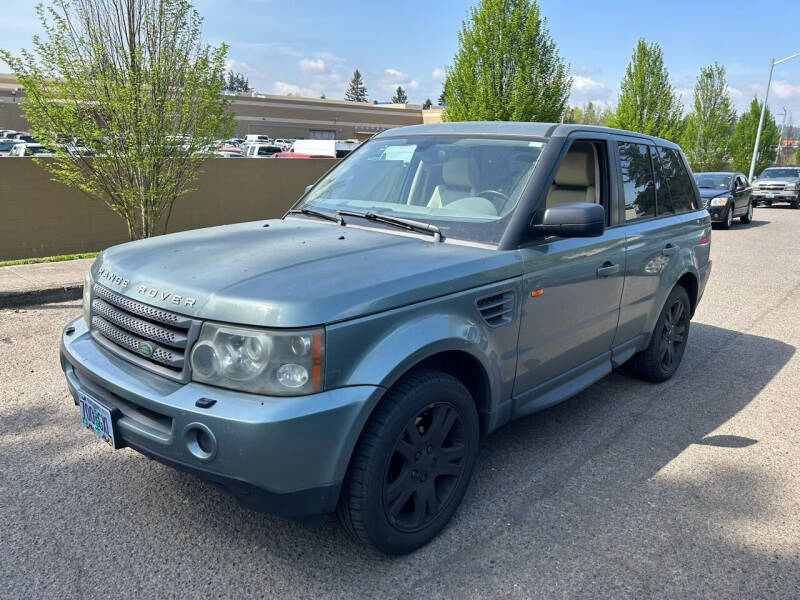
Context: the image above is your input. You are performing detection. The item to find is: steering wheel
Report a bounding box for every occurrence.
[475,189,511,214]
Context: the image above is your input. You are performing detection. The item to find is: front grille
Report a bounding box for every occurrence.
[758,183,786,191]
[90,284,200,382]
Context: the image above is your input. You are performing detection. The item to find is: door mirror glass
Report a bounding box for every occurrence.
[531,202,605,238]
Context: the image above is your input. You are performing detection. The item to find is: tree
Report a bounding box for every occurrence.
[563,101,604,125]
[344,69,368,102]
[442,0,570,122]
[438,88,446,106]
[320,92,326,99]
[422,98,432,110]
[730,98,780,175]
[391,85,408,104]
[680,63,736,171]
[610,39,683,141]
[1,0,233,240]
[222,70,251,93]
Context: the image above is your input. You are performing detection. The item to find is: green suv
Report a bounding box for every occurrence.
[60,122,712,554]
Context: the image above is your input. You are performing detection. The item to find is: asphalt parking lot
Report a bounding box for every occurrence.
[2,207,799,599]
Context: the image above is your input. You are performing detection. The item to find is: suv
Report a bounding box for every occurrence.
[60,122,711,554]
[751,166,800,208]
[693,171,753,229]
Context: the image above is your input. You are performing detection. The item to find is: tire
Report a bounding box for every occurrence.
[792,199,800,209]
[765,201,772,207]
[627,285,691,383]
[740,201,753,224]
[337,370,479,554]
[720,206,733,229]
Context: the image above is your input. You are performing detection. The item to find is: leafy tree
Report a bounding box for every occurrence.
[563,101,604,125]
[442,0,570,122]
[1,0,233,241]
[422,98,432,109]
[563,105,583,124]
[680,63,736,171]
[391,86,408,104]
[610,38,683,141]
[223,70,251,93]
[730,98,780,175]
[344,69,368,102]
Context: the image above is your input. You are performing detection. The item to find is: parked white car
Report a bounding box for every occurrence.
[245,143,283,157]
[289,139,360,158]
[9,143,58,157]
[244,134,272,144]
[0,138,17,157]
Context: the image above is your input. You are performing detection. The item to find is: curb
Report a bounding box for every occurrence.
[0,285,83,309]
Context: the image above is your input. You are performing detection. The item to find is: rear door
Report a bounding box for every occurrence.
[614,140,704,348]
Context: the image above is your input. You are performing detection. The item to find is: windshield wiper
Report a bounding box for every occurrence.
[337,210,442,242]
[287,207,344,225]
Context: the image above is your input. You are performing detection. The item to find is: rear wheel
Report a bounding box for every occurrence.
[740,202,753,224]
[791,199,800,209]
[338,370,479,555]
[627,285,691,383]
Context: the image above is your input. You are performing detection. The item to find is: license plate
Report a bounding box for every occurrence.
[79,393,116,448]
[766,193,775,198]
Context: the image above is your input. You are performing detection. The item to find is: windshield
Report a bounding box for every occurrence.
[0,141,15,151]
[297,134,545,244]
[760,168,800,179]
[694,173,732,189]
[26,146,56,155]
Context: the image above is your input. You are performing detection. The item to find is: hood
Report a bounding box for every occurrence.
[93,218,521,327]
[697,188,730,200]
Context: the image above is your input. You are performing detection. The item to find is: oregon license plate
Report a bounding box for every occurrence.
[79,393,116,448]
[766,193,775,198]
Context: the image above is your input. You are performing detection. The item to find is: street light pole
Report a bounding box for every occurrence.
[748,52,800,181]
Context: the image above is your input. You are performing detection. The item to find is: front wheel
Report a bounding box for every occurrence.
[338,370,479,554]
[740,202,754,224]
[627,285,691,383]
[720,205,733,229]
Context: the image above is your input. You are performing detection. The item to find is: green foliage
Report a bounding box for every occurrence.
[681,63,736,171]
[222,70,251,93]
[563,101,605,125]
[442,0,570,122]
[391,86,408,104]
[610,39,683,140]
[344,69,368,102]
[422,98,432,110]
[438,88,446,106]
[730,98,780,175]
[0,0,234,240]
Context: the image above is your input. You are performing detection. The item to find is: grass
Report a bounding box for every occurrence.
[0,252,99,268]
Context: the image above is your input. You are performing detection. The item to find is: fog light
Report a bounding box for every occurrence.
[276,363,309,388]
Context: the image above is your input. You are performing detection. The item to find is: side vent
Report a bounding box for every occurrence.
[476,290,515,327]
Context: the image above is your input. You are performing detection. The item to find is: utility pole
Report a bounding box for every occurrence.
[749,52,800,181]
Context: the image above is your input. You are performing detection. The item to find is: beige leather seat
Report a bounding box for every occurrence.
[546,150,597,207]
[428,157,479,208]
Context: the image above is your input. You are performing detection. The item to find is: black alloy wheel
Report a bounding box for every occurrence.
[338,370,479,554]
[382,402,467,532]
[659,297,688,372]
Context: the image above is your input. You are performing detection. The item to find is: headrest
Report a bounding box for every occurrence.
[554,152,593,187]
[442,157,478,188]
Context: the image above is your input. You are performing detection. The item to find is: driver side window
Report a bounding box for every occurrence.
[545,140,609,221]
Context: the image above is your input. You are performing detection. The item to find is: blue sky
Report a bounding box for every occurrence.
[3,0,800,121]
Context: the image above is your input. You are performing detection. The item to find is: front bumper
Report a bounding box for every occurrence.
[705,204,731,222]
[752,190,798,202]
[60,316,384,517]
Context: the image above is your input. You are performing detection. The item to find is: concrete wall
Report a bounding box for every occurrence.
[0,157,337,260]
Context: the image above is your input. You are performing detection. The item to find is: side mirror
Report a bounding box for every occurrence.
[531,202,605,238]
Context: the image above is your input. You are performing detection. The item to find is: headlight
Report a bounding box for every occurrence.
[710,196,729,206]
[190,322,324,396]
[786,183,798,190]
[83,271,93,326]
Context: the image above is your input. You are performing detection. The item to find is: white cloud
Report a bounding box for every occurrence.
[272,81,315,96]
[378,68,420,98]
[431,67,446,82]
[571,75,607,94]
[771,79,800,100]
[299,58,326,73]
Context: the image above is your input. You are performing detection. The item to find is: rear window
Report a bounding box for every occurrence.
[657,147,698,213]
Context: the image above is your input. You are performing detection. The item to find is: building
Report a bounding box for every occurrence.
[0,73,443,140]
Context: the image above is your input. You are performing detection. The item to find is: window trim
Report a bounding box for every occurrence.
[615,139,658,224]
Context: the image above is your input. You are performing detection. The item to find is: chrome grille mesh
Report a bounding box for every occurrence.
[90,284,198,380]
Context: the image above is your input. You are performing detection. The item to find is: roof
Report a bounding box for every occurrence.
[375,121,681,148]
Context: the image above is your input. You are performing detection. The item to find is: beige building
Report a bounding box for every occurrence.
[0,73,442,140]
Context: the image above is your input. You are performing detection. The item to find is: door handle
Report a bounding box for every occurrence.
[596,262,619,277]
[662,244,679,256]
